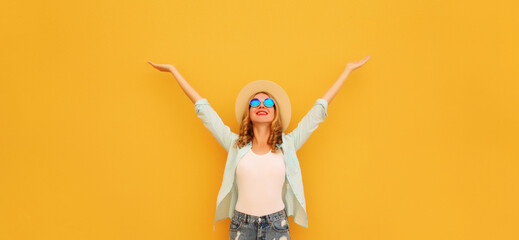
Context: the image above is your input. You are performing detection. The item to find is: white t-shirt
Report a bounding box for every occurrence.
[234,148,286,216]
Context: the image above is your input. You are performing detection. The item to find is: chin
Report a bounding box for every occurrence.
[252,119,274,124]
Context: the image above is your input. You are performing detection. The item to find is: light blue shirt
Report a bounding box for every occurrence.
[194,98,329,231]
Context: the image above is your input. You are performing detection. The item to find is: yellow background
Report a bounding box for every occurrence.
[1,0,518,239]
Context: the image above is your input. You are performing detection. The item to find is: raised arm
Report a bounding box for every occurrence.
[148,61,237,152]
[288,55,371,151]
[147,61,202,104]
[321,55,371,104]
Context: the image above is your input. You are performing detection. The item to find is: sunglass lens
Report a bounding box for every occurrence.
[250,99,260,107]
[264,98,274,107]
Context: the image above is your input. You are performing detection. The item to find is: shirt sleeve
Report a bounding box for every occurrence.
[286,98,329,152]
[194,98,238,152]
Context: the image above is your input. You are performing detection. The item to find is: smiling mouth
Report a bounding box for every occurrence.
[257,111,268,115]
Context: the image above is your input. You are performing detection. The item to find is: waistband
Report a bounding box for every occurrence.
[232,208,287,224]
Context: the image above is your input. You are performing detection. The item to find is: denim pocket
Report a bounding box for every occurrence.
[229,217,244,232]
[270,216,289,233]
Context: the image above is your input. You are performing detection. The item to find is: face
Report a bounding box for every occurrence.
[249,93,276,125]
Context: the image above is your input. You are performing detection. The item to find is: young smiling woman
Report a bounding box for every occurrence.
[147,56,371,239]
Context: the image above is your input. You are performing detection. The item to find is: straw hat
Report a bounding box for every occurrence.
[235,80,291,132]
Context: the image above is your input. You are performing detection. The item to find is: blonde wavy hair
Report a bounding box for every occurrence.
[232,91,283,153]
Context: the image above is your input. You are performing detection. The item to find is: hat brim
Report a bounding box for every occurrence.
[235,80,291,132]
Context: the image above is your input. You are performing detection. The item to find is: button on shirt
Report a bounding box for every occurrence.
[194,98,329,231]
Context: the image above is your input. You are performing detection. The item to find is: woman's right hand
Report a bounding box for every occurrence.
[147,61,177,73]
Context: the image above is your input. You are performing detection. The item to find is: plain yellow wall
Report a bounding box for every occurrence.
[1,0,518,239]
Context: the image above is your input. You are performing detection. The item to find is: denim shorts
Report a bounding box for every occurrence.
[229,208,291,240]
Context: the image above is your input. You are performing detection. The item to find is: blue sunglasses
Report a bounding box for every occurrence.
[250,98,275,107]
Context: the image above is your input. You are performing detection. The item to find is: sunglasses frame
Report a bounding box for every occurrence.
[249,98,275,108]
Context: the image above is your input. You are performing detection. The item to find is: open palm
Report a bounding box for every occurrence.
[148,61,176,72]
[345,55,371,72]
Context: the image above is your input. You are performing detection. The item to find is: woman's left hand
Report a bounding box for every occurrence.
[344,55,371,73]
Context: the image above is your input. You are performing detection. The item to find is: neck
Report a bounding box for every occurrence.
[252,123,270,146]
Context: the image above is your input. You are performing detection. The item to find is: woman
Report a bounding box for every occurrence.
[148,56,370,239]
